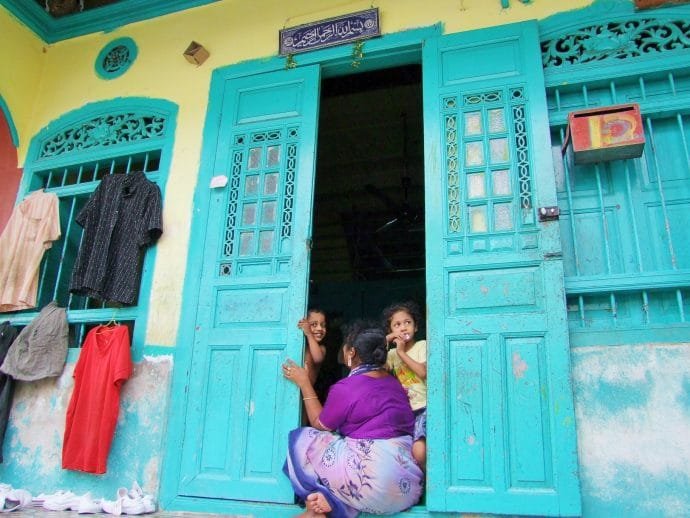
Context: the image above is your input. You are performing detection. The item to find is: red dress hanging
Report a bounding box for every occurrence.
[62,324,132,474]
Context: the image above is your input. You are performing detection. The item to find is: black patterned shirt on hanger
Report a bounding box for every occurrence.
[69,172,163,305]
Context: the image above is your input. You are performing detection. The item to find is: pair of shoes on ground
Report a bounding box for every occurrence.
[36,490,100,514]
[101,482,155,516]
[0,484,32,512]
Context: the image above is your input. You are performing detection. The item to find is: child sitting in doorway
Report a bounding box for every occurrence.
[298,308,327,386]
[383,300,427,472]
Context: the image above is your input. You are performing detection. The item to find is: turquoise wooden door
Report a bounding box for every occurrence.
[422,22,582,515]
[177,66,320,503]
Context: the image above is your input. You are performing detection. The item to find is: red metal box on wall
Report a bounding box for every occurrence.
[564,103,645,164]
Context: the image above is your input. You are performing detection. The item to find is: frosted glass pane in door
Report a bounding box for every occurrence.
[264,173,279,195]
[468,173,486,199]
[466,142,484,167]
[245,175,259,195]
[261,201,276,225]
[248,148,261,170]
[465,112,482,136]
[242,203,257,225]
[469,205,488,233]
[492,170,511,196]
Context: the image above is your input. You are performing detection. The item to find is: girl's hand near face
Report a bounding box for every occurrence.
[386,331,398,345]
[396,338,408,355]
[298,318,314,338]
[386,331,406,349]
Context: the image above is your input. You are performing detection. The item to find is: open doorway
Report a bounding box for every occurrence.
[308,64,426,347]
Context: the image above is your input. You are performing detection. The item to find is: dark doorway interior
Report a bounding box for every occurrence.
[307,64,426,401]
[308,64,426,325]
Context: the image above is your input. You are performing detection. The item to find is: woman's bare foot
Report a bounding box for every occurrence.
[305,492,332,516]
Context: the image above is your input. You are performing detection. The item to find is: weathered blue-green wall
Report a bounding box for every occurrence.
[2,338,690,517]
[572,343,690,517]
[0,352,172,500]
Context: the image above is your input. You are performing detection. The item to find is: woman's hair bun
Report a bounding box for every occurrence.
[352,328,387,366]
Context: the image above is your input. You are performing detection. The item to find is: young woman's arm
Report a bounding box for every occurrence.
[282,360,331,430]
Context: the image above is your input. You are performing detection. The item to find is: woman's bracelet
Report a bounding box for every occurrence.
[303,396,318,401]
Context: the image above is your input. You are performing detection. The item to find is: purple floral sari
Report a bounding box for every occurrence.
[284,426,423,517]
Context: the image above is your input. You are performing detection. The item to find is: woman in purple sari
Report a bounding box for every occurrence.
[282,324,424,518]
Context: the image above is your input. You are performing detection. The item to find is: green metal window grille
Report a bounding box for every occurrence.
[546,60,690,344]
[10,104,174,348]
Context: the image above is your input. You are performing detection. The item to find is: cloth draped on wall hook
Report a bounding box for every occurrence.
[0,190,61,313]
[0,302,68,382]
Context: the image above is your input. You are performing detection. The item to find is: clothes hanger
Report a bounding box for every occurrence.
[105,315,119,327]
[96,313,119,332]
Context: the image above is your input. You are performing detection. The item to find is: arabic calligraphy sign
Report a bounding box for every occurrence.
[279,8,380,56]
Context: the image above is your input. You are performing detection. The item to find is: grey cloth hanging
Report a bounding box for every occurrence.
[0,302,68,381]
[0,321,18,463]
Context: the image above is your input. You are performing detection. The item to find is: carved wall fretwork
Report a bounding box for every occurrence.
[39,112,166,158]
[541,18,690,69]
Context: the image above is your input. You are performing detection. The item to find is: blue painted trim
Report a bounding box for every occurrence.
[207,24,440,82]
[539,0,637,39]
[95,37,138,80]
[0,0,220,43]
[0,95,19,147]
[6,305,139,327]
[161,495,430,517]
[548,91,690,126]
[565,271,690,294]
[159,24,440,512]
[66,347,80,363]
[140,345,175,357]
[569,326,690,347]
[19,97,178,357]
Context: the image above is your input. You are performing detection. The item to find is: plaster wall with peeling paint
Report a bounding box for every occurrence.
[5,342,690,516]
[1,354,173,499]
[572,343,690,517]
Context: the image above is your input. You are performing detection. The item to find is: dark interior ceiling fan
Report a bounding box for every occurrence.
[364,177,423,234]
[338,109,425,279]
[364,111,423,234]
